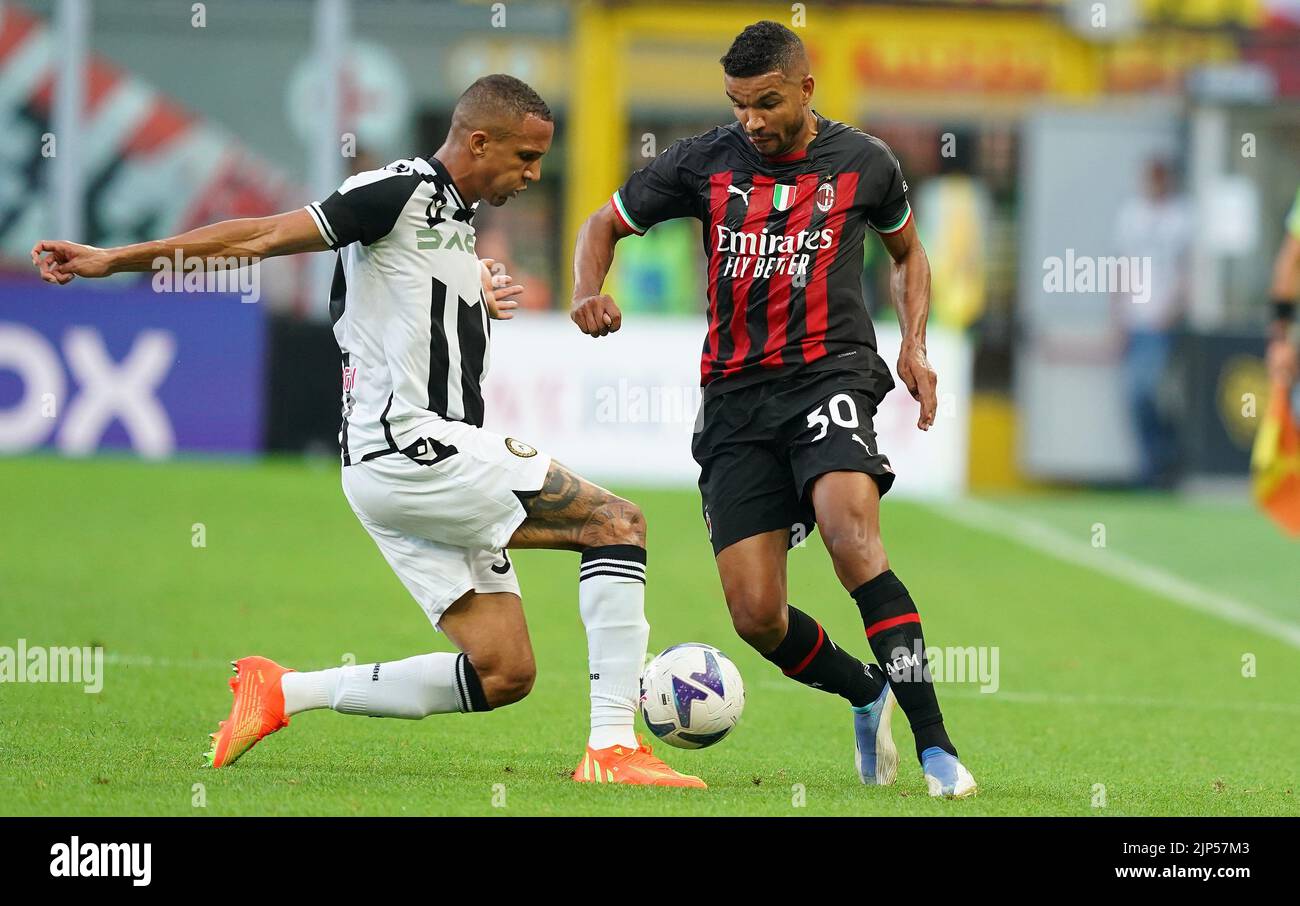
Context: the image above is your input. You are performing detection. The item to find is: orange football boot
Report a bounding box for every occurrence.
[204,656,292,768]
[572,735,707,788]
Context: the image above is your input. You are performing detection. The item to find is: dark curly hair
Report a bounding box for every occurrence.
[719,21,806,78]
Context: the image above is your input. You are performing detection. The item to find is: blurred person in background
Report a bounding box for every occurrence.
[915,128,990,332]
[1112,158,1193,489]
[1266,186,1300,393]
[475,222,554,311]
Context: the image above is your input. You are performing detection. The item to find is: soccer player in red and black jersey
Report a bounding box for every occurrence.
[571,21,976,797]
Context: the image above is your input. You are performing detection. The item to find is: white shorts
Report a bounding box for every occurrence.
[341,420,552,629]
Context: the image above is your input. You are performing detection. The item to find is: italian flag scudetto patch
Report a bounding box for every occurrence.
[772,184,797,212]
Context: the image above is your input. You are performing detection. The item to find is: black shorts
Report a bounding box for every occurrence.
[692,367,896,556]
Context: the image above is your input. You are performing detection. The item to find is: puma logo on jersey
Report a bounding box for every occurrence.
[727,184,753,205]
[852,434,872,454]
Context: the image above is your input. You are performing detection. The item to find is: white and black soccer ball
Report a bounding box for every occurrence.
[640,643,745,749]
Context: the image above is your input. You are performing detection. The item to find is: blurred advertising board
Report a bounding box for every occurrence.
[483,313,971,497]
[0,4,308,310]
[0,278,263,457]
[1182,332,1272,477]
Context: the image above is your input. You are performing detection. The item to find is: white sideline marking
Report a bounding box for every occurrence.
[928,499,1300,651]
[756,681,1300,715]
[954,687,1300,715]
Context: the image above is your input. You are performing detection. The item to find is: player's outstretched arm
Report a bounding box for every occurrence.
[881,219,938,431]
[31,209,330,286]
[570,201,633,337]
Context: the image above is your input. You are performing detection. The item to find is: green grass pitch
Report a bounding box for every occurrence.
[1,456,1298,816]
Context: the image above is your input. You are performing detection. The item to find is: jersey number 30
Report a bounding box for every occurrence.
[806,393,859,442]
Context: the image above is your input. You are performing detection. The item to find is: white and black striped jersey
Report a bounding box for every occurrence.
[305,156,490,465]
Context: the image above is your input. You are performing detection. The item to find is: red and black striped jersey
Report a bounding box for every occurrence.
[612,114,911,395]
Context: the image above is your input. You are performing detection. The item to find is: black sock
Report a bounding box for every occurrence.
[455,653,492,713]
[762,605,885,708]
[851,571,955,761]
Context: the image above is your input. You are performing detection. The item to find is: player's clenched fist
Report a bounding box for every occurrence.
[571,294,622,337]
[31,240,114,285]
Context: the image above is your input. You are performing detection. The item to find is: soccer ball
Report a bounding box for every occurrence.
[640,643,745,749]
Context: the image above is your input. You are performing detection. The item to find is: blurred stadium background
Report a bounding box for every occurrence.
[4,0,1300,491]
[3,0,1300,815]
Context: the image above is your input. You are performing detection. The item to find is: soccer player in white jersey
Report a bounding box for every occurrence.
[31,74,704,788]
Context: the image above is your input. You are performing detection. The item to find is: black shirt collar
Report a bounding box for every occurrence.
[426,155,477,219]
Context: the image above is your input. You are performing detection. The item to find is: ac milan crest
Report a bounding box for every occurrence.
[816,180,836,213]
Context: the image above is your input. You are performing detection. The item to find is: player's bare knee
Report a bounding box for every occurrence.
[480,658,536,708]
[491,665,536,707]
[822,524,888,580]
[732,612,786,652]
[726,593,787,652]
[468,648,536,709]
[581,494,646,549]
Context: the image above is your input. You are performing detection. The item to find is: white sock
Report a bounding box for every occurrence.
[281,652,484,718]
[579,545,650,749]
